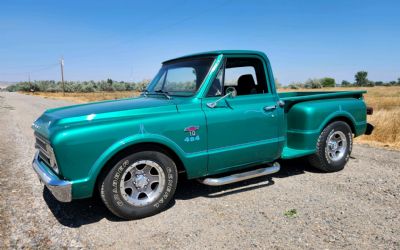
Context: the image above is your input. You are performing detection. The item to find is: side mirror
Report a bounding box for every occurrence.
[226,86,237,98]
[207,87,237,108]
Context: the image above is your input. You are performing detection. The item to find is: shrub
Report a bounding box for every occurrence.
[320,77,336,87]
[341,80,351,87]
[304,79,322,89]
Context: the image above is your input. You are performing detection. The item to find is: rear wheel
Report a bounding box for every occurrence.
[100,151,178,219]
[308,121,353,172]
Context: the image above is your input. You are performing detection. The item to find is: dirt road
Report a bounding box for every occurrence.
[0,92,399,249]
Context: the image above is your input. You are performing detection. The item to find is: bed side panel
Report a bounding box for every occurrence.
[286,98,367,150]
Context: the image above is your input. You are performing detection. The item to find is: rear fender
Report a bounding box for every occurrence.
[318,111,357,134]
[286,100,365,151]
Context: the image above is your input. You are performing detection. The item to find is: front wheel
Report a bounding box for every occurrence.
[308,121,353,172]
[100,151,178,219]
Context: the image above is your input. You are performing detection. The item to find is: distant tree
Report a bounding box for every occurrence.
[304,79,322,89]
[6,84,18,92]
[135,79,151,91]
[397,78,400,85]
[105,78,114,91]
[4,78,162,93]
[341,80,351,87]
[355,71,369,86]
[374,81,383,86]
[287,81,304,89]
[82,82,95,92]
[99,79,114,91]
[366,80,375,87]
[320,77,336,88]
[72,83,82,92]
[288,84,299,89]
[113,82,127,91]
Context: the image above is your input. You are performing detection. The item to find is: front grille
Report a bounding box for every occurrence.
[35,133,51,166]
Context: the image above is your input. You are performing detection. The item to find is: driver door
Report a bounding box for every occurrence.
[202,56,282,175]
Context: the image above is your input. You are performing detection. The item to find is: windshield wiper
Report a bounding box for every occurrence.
[154,89,172,100]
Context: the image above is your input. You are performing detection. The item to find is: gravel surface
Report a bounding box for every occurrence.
[0,92,399,249]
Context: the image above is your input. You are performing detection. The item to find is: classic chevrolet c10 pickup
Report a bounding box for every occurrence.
[32,50,374,219]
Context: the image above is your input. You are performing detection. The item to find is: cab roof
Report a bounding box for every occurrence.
[162,50,269,64]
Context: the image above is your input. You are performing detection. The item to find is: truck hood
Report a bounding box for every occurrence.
[32,96,177,137]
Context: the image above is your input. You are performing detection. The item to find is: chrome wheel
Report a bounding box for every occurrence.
[326,131,347,162]
[120,160,165,207]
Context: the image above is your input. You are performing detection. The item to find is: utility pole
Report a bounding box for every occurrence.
[28,72,31,90]
[60,57,65,96]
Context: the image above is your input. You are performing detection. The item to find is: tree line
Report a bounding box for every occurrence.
[4,70,400,92]
[281,71,400,89]
[5,78,150,93]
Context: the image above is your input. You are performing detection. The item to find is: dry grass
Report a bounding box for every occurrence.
[21,86,400,150]
[279,86,400,150]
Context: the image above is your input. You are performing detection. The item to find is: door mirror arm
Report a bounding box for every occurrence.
[207,87,237,108]
[277,100,285,107]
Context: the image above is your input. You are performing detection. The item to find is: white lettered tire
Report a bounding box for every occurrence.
[100,151,178,219]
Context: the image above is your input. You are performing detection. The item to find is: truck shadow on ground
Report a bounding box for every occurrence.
[43,158,325,227]
[174,158,323,200]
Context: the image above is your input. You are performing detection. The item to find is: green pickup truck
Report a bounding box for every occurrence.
[32,50,373,219]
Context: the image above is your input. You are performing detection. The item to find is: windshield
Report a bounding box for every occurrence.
[146,57,215,96]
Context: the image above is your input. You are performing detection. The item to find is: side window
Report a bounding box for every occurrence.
[216,58,270,97]
[224,66,258,91]
[226,58,268,96]
[206,57,268,97]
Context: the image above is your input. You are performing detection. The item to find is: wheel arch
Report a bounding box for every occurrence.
[91,138,188,197]
[319,113,356,135]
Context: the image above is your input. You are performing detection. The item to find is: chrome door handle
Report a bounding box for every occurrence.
[263,105,277,111]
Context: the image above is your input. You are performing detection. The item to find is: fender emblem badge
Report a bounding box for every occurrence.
[184,126,200,142]
[184,126,199,132]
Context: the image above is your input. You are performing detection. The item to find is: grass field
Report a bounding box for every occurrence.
[22,86,400,150]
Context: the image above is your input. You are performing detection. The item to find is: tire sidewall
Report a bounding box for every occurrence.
[102,151,177,219]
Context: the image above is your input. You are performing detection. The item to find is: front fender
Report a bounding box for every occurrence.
[70,133,208,199]
[87,133,187,180]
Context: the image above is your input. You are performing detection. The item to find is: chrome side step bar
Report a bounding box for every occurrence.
[198,162,280,186]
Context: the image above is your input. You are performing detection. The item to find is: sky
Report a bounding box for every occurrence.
[0,0,399,85]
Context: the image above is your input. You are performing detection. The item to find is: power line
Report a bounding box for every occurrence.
[0,63,58,76]
[1,0,233,81]
[1,63,61,70]
[72,0,233,62]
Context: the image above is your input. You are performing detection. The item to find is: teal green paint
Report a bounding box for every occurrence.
[32,50,370,199]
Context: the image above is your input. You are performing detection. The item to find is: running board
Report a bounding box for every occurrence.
[198,162,280,186]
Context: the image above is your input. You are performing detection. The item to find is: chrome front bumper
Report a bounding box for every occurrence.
[32,151,72,202]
